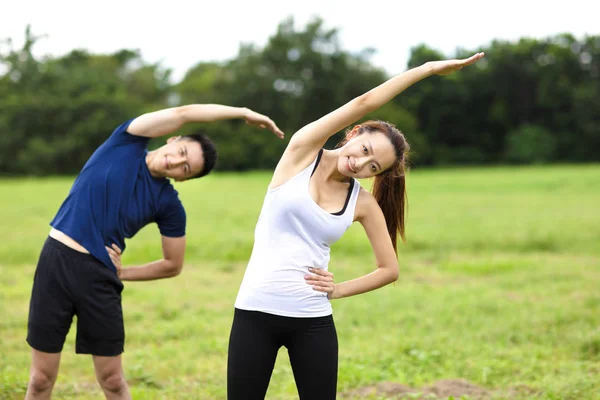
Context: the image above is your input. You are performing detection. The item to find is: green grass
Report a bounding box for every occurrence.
[1,164,599,399]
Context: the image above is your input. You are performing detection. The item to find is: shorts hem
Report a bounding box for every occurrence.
[26,337,63,354]
[76,342,125,357]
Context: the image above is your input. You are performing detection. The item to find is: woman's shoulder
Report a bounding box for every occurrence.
[354,187,381,220]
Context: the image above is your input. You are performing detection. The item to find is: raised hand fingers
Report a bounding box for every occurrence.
[273,127,285,139]
[264,119,284,139]
[460,52,485,67]
[245,110,285,139]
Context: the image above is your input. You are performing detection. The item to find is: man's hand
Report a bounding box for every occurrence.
[243,108,285,139]
[106,244,122,277]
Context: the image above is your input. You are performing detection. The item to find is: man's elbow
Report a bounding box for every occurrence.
[173,105,193,123]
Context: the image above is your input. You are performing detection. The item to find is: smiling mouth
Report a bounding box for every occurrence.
[164,156,169,169]
[347,157,356,173]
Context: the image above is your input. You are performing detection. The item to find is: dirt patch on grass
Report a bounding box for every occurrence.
[342,379,489,399]
[344,382,415,398]
[342,379,535,399]
[430,379,490,398]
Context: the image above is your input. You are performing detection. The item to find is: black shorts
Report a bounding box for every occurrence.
[27,236,125,356]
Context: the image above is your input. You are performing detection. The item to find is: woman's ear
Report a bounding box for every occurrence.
[345,125,361,141]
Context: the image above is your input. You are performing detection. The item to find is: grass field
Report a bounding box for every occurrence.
[1,164,599,399]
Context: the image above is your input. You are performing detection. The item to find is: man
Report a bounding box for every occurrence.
[25,104,284,400]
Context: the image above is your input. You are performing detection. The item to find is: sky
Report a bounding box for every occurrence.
[1,0,598,82]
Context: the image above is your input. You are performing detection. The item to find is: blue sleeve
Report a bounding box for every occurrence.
[80,118,149,170]
[106,118,148,146]
[156,190,187,238]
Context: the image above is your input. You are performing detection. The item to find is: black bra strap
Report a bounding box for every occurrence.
[310,148,354,216]
[331,179,355,216]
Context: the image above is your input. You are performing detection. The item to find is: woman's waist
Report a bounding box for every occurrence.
[235,280,331,318]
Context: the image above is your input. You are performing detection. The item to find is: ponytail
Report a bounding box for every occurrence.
[372,162,408,254]
[337,120,410,253]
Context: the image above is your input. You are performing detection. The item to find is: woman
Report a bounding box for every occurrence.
[227,52,485,400]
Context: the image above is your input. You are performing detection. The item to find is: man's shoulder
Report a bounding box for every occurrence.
[107,118,147,144]
[87,119,148,164]
[158,183,183,205]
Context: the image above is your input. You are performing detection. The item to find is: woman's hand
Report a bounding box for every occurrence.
[305,267,338,299]
[426,52,485,76]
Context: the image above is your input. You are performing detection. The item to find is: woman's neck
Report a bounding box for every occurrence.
[318,149,351,183]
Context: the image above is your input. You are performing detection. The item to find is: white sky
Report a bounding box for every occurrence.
[2,0,598,82]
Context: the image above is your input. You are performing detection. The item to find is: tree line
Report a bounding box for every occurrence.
[1,18,598,175]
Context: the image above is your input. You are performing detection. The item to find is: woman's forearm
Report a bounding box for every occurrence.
[330,267,399,300]
[360,63,434,114]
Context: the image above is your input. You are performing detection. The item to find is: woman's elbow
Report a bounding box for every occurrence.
[382,262,399,283]
[165,261,184,277]
[355,93,377,113]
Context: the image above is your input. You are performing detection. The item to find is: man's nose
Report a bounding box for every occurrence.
[172,155,185,165]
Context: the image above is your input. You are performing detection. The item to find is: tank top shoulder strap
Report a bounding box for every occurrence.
[310,149,324,178]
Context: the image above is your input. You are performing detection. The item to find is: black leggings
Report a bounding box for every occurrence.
[227,308,338,400]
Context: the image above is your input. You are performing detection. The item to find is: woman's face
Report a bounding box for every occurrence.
[337,131,397,179]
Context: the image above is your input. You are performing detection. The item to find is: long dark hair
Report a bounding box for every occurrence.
[336,120,410,253]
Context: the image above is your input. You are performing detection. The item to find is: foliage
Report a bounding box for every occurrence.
[1,22,599,175]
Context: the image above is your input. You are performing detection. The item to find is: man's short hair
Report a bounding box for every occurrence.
[182,133,217,179]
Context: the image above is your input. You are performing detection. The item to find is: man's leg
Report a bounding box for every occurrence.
[25,349,61,400]
[93,355,130,400]
[75,253,127,399]
[26,238,77,399]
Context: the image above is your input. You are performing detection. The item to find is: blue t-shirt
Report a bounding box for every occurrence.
[50,119,186,272]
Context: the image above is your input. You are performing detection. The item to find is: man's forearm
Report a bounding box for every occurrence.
[179,104,249,123]
[119,259,182,281]
[127,103,280,139]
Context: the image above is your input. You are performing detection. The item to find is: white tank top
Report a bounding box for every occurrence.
[235,150,362,317]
